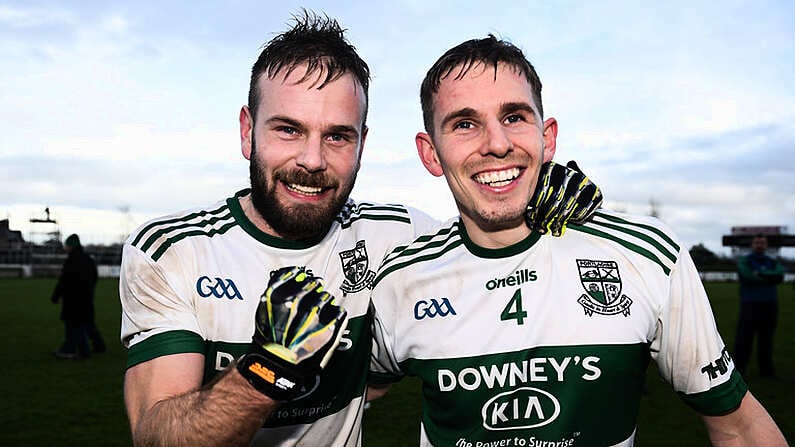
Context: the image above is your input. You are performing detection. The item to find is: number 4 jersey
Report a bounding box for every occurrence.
[370,210,747,447]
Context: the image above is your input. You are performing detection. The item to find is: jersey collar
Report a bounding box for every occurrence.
[227,189,328,250]
[458,218,542,259]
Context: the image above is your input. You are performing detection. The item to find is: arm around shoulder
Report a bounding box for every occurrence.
[701,391,788,447]
[125,353,278,447]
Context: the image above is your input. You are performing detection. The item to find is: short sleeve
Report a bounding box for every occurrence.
[369,285,405,386]
[119,243,204,361]
[650,247,747,415]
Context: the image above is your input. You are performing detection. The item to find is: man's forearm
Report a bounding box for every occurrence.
[702,392,787,447]
[132,365,278,447]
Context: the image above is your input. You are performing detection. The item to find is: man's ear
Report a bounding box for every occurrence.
[416,132,444,177]
[240,105,253,160]
[358,124,368,164]
[542,117,558,163]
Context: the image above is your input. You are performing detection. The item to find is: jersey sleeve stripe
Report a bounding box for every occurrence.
[126,330,204,369]
[354,203,411,213]
[139,209,235,253]
[679,370,748,416]
[381,224,460,265]
[336,203,412,227]
[571,224,673,275]
[593,211,680,252]
[130,204,229,247]
[379,222,460,267]
[150,220,238,261]
[587,220,678,263]
[373,238,463,288]
[340,213,411,229]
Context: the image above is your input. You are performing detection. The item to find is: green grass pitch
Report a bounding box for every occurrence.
[0,279,791,446]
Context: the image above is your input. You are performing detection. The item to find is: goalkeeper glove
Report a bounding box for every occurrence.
[526,160,603,237]
[237,266,348,401]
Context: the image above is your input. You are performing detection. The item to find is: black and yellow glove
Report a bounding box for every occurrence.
[526,160,603,237]
[237,266,348,401]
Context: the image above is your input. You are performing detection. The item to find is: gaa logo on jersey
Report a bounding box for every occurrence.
[339,240,376,294]
[196,276,243,300]
[576,259,632,317]
[414,298,457,320]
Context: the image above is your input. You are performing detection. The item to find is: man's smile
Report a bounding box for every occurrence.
[473,167,523,188]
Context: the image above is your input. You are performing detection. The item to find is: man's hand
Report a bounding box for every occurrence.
[238,266,348,401]
[526,160,603,237]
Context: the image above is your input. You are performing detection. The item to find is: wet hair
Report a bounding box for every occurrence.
[248,9,370,124]
[420,34,543,135]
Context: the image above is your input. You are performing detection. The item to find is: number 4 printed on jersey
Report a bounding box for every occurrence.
[500,289,527,325]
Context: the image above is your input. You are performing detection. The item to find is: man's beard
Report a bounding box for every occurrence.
[249,138,357,240]
[456,155,532,234]
[460,202,526,233]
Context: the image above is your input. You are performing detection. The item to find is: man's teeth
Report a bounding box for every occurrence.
[286,183,323,195]
[474,168,520,187]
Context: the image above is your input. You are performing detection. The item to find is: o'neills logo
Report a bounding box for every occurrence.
[485,269,537,290]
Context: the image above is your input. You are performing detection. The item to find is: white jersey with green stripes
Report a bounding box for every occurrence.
[370,210,747,447]
[120,189,437,447]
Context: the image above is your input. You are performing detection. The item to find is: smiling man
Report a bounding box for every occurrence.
[369,35,787,446]
[416,61,556,246]
[119,13,440,446]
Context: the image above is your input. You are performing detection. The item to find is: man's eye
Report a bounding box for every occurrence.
[453,121,473,130]
[326,133,351,144]
[277,126,298,135]
[505,114,524,124]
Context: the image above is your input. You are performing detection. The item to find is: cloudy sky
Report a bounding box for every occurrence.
[1,1,793,256]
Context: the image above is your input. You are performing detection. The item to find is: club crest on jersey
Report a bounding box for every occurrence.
[339,240,376,294]
[576,259,632,317]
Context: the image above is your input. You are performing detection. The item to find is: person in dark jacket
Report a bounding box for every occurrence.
[51,234,106,359]
[733,234,785,378]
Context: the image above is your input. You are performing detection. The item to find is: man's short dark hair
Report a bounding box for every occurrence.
[248,9,370,124]
[420,34,543,135]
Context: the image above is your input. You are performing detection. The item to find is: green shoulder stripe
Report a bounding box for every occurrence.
[150,220,238,261]
[340,213,411,229]
[354,202,410,214]
[382,223,459,265]
[593,211,680,251]
[139,208,235,253]
[373,223,462,288]
[588,219,678,263]
[570,224,673,275]
[337,202,411,228]
[131,203,229,247]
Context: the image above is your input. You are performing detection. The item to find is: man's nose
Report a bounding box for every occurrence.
[482,121,512,157]
[296,137,326,172]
